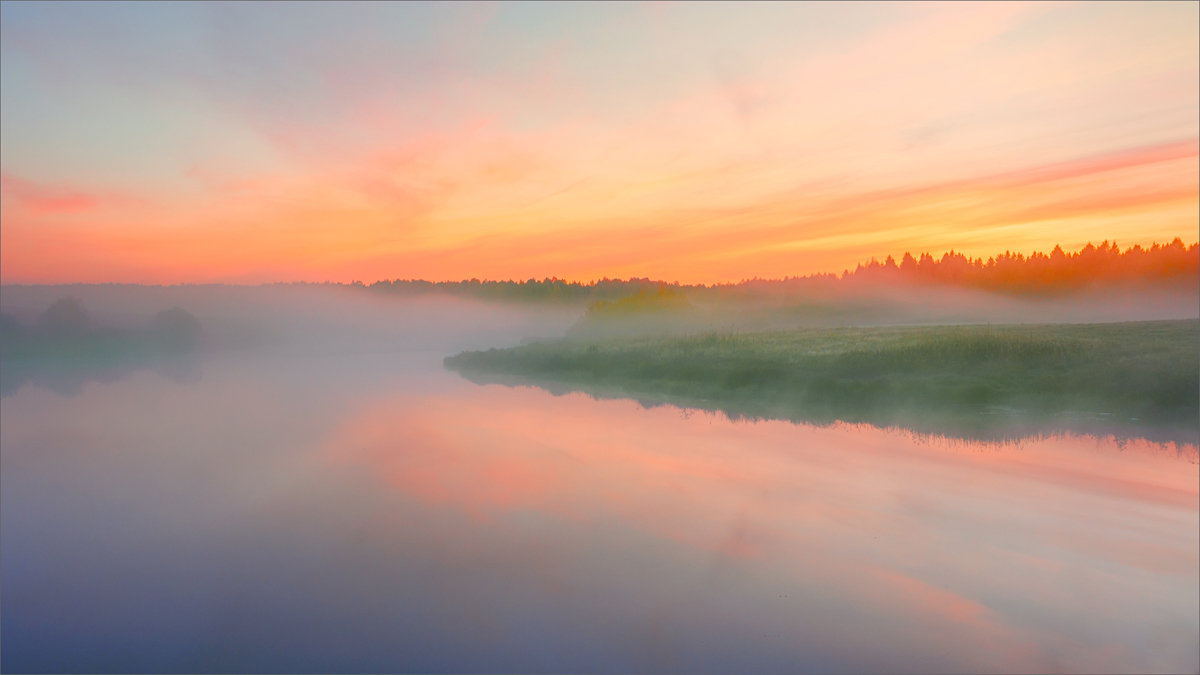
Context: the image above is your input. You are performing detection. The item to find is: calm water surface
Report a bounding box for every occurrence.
[2,339,1197,672]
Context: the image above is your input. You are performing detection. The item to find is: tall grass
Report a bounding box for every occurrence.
[446,320,1199,443]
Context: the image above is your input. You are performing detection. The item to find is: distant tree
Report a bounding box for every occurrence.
[40,297,90,337]
[150,307,202,350]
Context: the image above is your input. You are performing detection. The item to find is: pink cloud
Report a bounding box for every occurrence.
[1,172,102,214]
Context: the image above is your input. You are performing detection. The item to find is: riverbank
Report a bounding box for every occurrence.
[446,320,1199,443]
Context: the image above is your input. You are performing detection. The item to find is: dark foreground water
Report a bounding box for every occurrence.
[2,337,1197,673]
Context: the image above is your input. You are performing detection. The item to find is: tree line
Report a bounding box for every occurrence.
[273,238,1199,302]
[840,238,1198,294]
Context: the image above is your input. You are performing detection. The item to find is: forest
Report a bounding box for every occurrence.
[346,239,1199,303]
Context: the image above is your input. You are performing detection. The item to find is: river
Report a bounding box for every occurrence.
[1,296,1196,673]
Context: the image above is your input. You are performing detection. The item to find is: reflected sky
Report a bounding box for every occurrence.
[2,349,1197,673]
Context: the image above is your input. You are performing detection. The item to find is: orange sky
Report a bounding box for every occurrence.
[1,2,1197,284]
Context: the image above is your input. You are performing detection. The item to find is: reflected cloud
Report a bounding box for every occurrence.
[2,334,1195,673]
[323,383,1198,672]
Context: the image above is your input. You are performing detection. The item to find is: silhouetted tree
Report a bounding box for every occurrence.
[40,297,90,337]
[334,239,1198,300]
[150,307,202,350]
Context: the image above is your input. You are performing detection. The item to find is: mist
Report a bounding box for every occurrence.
[2,281,1197,673]
[0,283,581,357]
[561,281,1200,340]
[4,280,1195,398]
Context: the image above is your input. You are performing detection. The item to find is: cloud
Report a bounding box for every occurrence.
[0,172,114,215]
[1,2,1197,283]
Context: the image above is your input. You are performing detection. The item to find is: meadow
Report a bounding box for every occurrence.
[446,319,1199,443]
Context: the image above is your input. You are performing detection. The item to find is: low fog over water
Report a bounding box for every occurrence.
[0,284,582,355]
[1,284,1197,673]
[3,279,1196,347]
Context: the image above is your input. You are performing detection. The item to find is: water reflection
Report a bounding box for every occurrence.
[2,355,1197,673]
[0,354,204,398]
[452,369,1200,447]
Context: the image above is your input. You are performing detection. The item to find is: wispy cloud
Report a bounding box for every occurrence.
[1,1,1196,282]
[1,173,100,214]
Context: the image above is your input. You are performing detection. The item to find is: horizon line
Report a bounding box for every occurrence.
[2,238,1196,288]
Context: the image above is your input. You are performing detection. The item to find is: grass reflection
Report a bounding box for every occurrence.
[446,320,1199,444]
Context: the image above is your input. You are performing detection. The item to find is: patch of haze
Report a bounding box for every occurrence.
[568,283,1200,340]
[827,283,1200,327]
[0,284,582,357]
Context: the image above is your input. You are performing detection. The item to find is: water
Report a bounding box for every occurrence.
[2,311,1197,673]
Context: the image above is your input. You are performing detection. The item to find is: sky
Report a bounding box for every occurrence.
[1,1,1197,284]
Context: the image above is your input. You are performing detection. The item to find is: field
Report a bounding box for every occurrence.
[446,320,1199,443]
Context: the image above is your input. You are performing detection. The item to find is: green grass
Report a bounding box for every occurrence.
[445,320,1199,443]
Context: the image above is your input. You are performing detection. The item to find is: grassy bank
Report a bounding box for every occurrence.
[445,320,1199,443]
